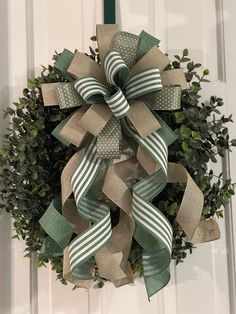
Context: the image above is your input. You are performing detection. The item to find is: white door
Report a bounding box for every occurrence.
[0,1,236,313]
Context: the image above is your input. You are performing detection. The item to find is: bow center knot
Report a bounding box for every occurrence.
[74,50,162,120]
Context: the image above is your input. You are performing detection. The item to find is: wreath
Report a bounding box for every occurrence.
[0,25,235,298]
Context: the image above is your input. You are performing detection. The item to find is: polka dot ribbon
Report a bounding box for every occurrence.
[96,116,121,159]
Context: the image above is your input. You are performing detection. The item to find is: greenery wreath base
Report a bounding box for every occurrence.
[0,36,235,290]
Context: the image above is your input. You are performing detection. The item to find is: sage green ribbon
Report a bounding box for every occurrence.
[54,49,75,81]
[39,236,63,259]
[136,30,161,61]
[40,139,113,280]
[39,197,73,250]
[54,32,180,113]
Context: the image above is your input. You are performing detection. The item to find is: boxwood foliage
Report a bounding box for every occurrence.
[0,46,235,286]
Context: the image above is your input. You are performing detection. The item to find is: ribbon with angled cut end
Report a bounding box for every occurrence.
[39,24,220,298]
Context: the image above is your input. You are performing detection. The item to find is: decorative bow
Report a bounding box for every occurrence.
[39,25,220,298]
[73,49,164,158]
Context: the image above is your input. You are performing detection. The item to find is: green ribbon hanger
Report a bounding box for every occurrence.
[104,0,116,24]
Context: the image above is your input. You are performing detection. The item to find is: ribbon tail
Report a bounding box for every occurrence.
[127,100,161,138]
[63,247,94,288]
[39,197,73,250]
[121,116,175,298]
[68,139,112,280]
[167,162,220,243]
[98,159,137,286]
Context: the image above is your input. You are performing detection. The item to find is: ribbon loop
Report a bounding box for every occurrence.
[56,83,85,108]
[161,69,188,90]
[144,86,182,111]
[54,48,75,81]
[112,31,140,69]
[125,68,162,100]
[96,24,119,64]
[74,77,108,104]
[103,50,129,87]
[131,46,170,75]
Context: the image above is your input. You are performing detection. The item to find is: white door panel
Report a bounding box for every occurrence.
[0,0,235,313]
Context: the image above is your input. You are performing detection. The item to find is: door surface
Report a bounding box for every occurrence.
[0,1,236,314]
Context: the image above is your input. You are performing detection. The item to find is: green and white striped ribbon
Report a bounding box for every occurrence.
[74,50,162,120]
[125,68,162,100]
[68,139,112,275]
[103,50,129,87]
[121,117,174,298]
[105,88,130,118]
[121,118,168,175]
[74,78,108,104]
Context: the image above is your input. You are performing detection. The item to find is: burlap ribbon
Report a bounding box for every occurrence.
[39,25,220,298]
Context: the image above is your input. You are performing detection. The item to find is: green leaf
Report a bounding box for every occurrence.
[13,117,22,124]
[180,125,192,138]
[174,55,181,61]
[0,148,8,158]
[167,202,178,216]
[183,48,189,56]
[172,61,180,69]
[187,62,194,72]
[30,129,38,138]
[32,171,38,180]
[50,114,62,122]
[182,142,190,151]
[210,155,217,163]
[191,131,201,140]
[175,112,186,123]
[231,139,236,146]
[181,57,191,62]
